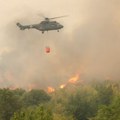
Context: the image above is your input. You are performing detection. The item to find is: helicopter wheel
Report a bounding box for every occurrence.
[57,30,59,32]
[42,31,44,34]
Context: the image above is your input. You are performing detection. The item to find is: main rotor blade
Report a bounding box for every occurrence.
[50,15,68,19]
[38,13,46,18]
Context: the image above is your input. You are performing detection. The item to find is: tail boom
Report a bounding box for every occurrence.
[16,23,33,30]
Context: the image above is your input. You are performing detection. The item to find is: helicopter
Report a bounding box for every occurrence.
[16,15,66,33]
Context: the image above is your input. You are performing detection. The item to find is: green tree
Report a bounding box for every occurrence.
[11,105,53,120]
[12,88,25,97]
[65,86,98,120]
[0,89,22,120]
[91,96,120,120]
[22,89,51,107]
[94,81,114,105]
[53,113,73,120]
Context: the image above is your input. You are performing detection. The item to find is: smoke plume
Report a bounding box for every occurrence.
[0,0,120,89]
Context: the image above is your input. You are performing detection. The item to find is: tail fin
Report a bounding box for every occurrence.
[16,23,25,30]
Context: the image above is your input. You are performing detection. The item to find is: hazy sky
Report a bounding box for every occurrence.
[0,0,120,89]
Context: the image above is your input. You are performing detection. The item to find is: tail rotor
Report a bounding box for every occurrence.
[16,23,25,30]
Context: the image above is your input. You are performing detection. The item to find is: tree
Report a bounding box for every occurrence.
[65,86,98,120]
[53,113,73,120]
[11,105,53,120]
[22,89,51,107]
[94,81,114,105]
[0,89,22,120]
[91,96,120,120]
[12,88,25,97]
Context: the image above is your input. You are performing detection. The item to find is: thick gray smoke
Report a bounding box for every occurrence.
[0,0,120,89]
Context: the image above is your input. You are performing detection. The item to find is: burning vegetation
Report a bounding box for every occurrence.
[47,73,81,93]
[47,87,55,93]
[68,74,80,84]
[60,84,66,89]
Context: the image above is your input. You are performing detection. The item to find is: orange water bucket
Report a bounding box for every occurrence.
[45,46,50,53]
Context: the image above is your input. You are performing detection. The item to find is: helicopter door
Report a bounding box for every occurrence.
[44,22,48,30]
[50,22,57,30]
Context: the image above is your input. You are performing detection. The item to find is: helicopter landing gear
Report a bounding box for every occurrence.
[57,30,59,32]
[42,31,44,34]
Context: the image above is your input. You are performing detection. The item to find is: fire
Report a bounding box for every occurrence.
[59,74,80,89]
[20,73,81,92]
[9,85,19,90]
[60,84,66,89]
[28,83,37,91]
[68,74,80,84]
[47,87,55,93]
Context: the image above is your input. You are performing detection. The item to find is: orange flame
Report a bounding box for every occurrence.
[47,87,55,93]
[69,74,80,84]
[60,84,66,89]
[9,85,19,90]
[59,74,80,89]
[28,83,37,91]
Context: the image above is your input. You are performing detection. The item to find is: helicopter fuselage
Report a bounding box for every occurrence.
[16,21,63,33]
[37,21,63,31]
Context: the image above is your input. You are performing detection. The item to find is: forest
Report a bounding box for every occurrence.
[0,80,120,120]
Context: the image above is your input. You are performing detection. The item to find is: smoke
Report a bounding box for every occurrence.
[0,0,120,89]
